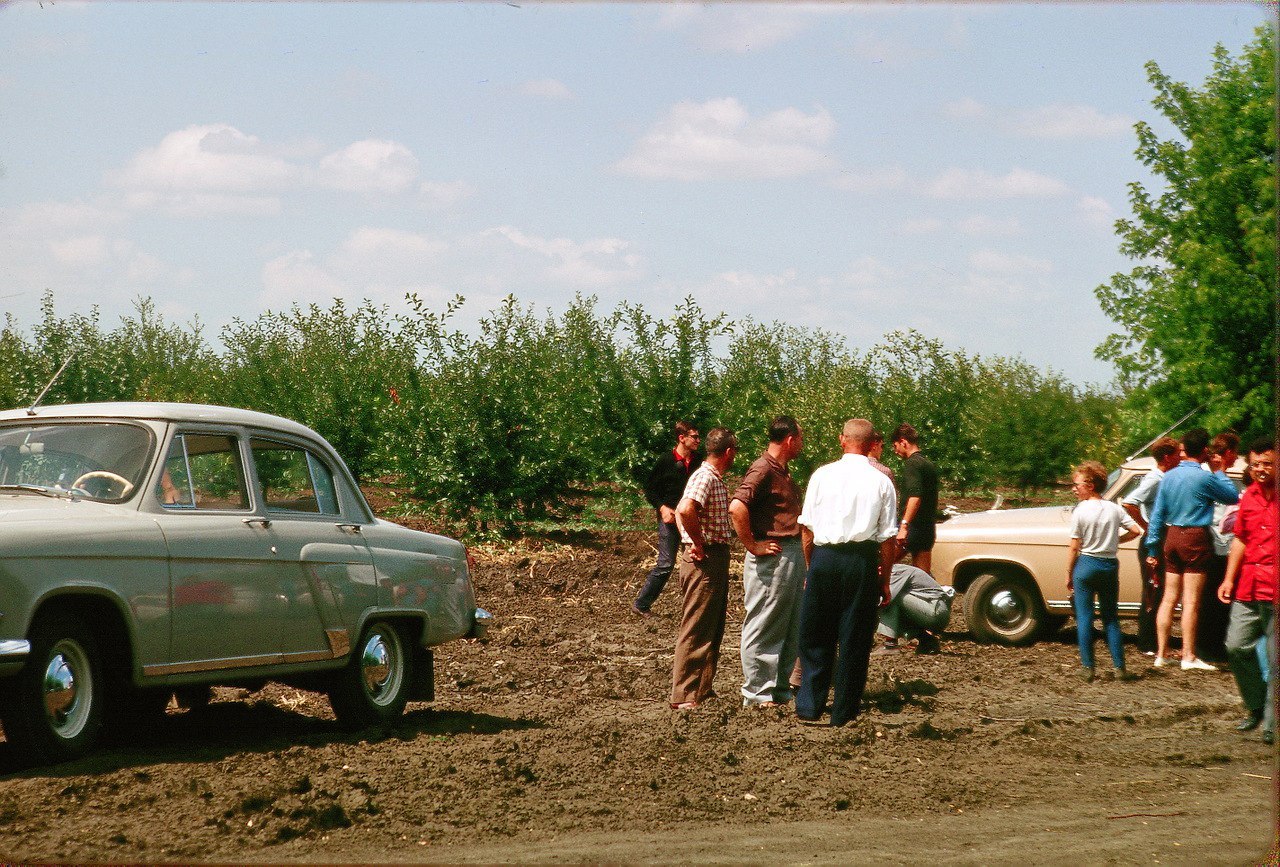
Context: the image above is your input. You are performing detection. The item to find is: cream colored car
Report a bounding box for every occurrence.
[932,456,1245,646]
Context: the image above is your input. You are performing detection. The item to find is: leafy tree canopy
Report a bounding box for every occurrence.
[1096,25,1276,440]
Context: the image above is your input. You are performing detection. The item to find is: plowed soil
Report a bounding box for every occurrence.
[0,528,1275,864]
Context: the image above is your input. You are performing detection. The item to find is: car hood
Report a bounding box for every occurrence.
[938,505,1072,534]
[0,492,135,523]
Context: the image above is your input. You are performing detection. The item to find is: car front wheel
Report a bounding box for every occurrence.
[0,613,104,765]
[327,621,413,729]
[963,570,1046,646]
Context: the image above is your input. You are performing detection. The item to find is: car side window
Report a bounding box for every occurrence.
[160,433,249,510]
[251,438,340,516]
[1109,472,1146,503]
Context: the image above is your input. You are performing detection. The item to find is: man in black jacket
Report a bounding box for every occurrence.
[633,421,702,616]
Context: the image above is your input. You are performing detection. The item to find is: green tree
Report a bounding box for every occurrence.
[1096,26,1276,440]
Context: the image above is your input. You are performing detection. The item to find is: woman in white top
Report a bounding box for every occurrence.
[1068,461,1142,681]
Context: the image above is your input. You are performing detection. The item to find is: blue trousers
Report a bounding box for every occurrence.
[1072,554,1125,670]
[635,518,680,611]
[796,542,881,726]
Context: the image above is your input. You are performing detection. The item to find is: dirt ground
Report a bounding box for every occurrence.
[0,528,1276,864]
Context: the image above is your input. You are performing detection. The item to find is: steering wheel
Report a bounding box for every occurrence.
[71,470,135,498]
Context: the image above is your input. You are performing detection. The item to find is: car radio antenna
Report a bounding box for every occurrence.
[1124,404,1204,462]
[26,351,77,416]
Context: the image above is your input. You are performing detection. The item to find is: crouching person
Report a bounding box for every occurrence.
[874,564,954,655]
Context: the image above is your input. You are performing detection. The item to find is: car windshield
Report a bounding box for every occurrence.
[0,422,153,502]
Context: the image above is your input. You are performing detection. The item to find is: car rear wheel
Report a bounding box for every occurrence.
[0,613,104,765]
[327,621,413,729]
[963,570,1047,646]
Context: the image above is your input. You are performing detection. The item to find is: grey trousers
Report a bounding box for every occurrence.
[740,536,804,705]
[1225,600,1275,735]
[878,592,952,640]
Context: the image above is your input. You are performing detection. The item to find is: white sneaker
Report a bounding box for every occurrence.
[1181,658,1218,672]
[1153,656,1168,667]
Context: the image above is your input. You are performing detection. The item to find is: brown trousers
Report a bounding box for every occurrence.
[670,542,730,705]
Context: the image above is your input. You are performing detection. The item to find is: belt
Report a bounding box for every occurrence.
[682,541,729,548]
[818,539,879,551]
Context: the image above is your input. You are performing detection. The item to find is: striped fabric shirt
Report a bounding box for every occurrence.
[677,461,732,545]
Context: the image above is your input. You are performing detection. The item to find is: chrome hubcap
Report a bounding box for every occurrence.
[987,589,1027,630]
[42,640,92,739]
[359,627,402,707]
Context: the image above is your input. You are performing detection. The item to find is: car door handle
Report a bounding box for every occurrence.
[242,517,272,528]
[336,523,362,534]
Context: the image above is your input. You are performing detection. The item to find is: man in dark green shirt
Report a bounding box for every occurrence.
[892,423,939,574]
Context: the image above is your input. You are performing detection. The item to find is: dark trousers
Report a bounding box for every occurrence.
[1196,553,1230,662]
[1136,547,1163,653]
[670,543,730,705]
[796,542,881,727]
[635,518,680,611]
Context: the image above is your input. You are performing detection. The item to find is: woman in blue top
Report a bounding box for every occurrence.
[1067,461,1142,681]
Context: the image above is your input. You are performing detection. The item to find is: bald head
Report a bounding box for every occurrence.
[840,418,874,454]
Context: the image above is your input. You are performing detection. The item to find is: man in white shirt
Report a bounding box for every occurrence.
[795,419,898,727]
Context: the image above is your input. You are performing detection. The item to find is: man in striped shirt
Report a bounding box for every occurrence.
[670,427,739,710]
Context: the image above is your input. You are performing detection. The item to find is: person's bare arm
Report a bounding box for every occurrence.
[1218,536,1246,604]
[1067,537,1081,591]
[1122,503,1148,532]
[801,526,814,567]
[676,496,705,561]
[730,499,780,556]
[1118,527,1141,545]
[878,539,896,607]
[896,496,920,542]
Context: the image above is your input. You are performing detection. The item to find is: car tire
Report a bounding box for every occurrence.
[963,570,1046,646]
[0,613,104,765]
[327,621,413,730]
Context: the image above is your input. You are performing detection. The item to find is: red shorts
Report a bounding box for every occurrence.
[1163,525,1214,574]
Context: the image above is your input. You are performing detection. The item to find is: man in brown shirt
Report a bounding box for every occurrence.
[730,415,805,708]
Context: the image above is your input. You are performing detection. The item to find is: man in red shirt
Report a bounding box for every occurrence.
[1218,436,1276,745]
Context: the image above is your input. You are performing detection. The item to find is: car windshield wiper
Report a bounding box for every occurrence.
[0,483,68,499]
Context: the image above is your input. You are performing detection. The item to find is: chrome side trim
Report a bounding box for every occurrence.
[0,639,32,658]
[325,628,351,658]
[143,653,283,677]
[281,650,334,665]
[1047,600,1142,613]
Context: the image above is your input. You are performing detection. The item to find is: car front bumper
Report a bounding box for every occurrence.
[0,638,31,677]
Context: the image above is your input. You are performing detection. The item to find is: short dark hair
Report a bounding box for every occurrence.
[674,420,697,438]
[869,429,885,446]
[1151,436,1180,462]
[1074,461,1108,494]
[1248,435,1274,455]
[704,427,737,456]
[1210,432,1240,455]
[891,423,918,445]
[1181,427,1210,459]
[768,415,800,443]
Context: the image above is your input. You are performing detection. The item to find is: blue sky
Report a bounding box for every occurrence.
[0,1,1270,385]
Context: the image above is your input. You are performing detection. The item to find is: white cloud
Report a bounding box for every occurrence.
[1076,195,1118,230]
[615,98,835,181]
[519,78,573,99]
[828,166,907,193]
[316,139,420,194]
[261,250,351,308]
[1010,103,1133,139]
[943,97,989,120]
[956,214,1023,237]
[487,226,642,288]
[49,235,110,268]
[111,124,301,194]
[968,249,1053,276]
[419,180,474,209]
[654,5,859,53]
[924,167,1071,199]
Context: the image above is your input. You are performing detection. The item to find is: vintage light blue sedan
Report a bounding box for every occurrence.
[0,402,490,764]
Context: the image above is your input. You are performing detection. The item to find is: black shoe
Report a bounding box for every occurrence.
[1263,729,1274,746]
[915,633,941,655]
[1236,709,1264,732]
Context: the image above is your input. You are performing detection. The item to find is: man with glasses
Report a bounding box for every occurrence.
[634,421,702,616]
[1218,437,1276,745]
